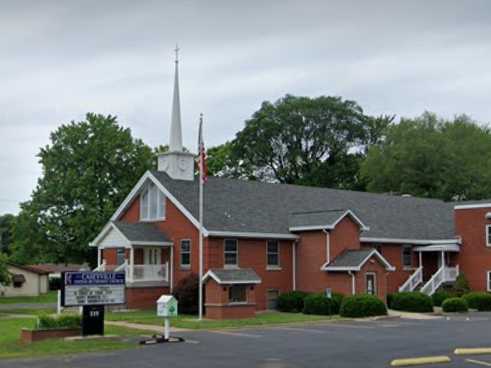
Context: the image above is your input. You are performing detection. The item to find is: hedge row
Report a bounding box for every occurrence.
[389,292,433,313]
[442,297,468,313]
[462,292,491,311]
[339,294,387,318]
[37,315,81,330]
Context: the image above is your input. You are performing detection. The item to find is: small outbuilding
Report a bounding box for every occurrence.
[203,268,261,319]
[0,264,49,297]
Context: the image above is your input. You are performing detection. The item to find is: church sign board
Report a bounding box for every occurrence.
[61,271,126,307]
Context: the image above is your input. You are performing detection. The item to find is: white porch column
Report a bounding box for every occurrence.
[97,248,102,267]
[170,246,174,293]
[129,247,134,282]
[419,251,422,268]
[440,250,445,268]
[349,271,356,295]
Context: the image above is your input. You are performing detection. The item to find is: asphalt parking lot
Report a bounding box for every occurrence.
[4,313,491,368]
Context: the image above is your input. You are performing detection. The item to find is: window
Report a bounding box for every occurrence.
[144,248,161,265]
[116,248,125,266]
[224,239,238,267]
[229,285,247,303]
[12,274,25,288]
[140,182,165,221]
[487,271,491,292]
[402,245,412,268]
[180,240,191,268]
[267,289,280,310]
[366,273,376,295]
[267,240,280,268]
[487,225,491,247]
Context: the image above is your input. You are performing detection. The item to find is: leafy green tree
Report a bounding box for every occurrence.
[0,214,15,255]
[209,94,392,189]
[361,112,491,200]
[12,113,154,265]
[0,252,9,285]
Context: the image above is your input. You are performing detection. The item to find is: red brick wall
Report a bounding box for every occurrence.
[204,279,257,319]
[102,248,118,265]
[126,286,170,309]
[119,196,198,287]
[296,216,361,294]
[361,243,420,294]
[206,237,293,310]
[455,206,491,291]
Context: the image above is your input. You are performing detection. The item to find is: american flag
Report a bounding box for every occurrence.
[198,113,208,183]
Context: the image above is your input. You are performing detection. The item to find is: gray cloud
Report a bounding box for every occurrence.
[1,0,491,214]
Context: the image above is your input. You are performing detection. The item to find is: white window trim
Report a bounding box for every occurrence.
[266,240,281,270]
[487,271,491,292]
[224,239,239,269]
[140,183,166,222]
[365,272,377,295]
[228,284,247,304]
[486,225,491,247]
[180,239,191,269]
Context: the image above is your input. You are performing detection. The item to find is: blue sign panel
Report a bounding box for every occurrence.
[65,272,125,286]
[62,271,126,307]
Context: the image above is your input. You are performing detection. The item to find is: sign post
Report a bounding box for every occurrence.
[61,271,126,336]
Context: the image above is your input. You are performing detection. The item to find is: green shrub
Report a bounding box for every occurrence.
[462,292,491,311]
[442,297,468,313]
[303,293,335,315]
[387,293,394,309]
[37,314,81,330]
[390,292,433,313]
[330,292,345,315]
[339,294,387,318]
[453,273,471,297]
[174,273,199,314]
[277,291,309,312]
[432,290,451,307]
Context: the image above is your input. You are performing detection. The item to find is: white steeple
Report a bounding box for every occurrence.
[157,45,195,181]
[169,45,183,152]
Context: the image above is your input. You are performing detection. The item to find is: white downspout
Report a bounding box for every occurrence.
[97,248,102,267]
[292,241,297,291]
[129,247,134,283]
[170,246,174,293]
[322,229,330,264]
[348,271,356,295]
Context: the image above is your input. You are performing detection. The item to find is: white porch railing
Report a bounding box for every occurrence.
[420,265,459,296]
[131,263,169,282]
[399,267,423,292]
[93,260,106,272]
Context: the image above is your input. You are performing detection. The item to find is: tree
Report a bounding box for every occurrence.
[12,113,154,265]
[209,94,392,190]
[361,112,491,200]
[0,214,15,255]
[0,252,9,285]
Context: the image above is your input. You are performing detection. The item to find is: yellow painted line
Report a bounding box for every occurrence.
[390,356,451,366]
[455,348,491,355]
[466,359,491,366]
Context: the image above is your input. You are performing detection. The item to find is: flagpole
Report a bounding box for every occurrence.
[198,113,204,321]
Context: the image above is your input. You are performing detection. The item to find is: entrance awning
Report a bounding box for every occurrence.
[413,244,460,252]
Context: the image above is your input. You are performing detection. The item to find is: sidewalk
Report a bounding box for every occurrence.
[388,309,442,320]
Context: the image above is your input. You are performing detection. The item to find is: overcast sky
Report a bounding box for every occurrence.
[1,0,490,215]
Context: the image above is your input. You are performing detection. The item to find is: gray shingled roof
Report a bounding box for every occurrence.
[112,221,171,243]
[289,209,359,229]
[151,171,455,241]
[325,249,375,268]
[206,268,261,284]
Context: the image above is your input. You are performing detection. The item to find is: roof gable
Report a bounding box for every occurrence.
[321,249,395,271]
[289,209,369,232]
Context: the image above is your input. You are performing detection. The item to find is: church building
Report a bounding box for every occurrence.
[90,53,491,319]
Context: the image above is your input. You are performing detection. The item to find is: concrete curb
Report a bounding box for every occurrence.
[455,348,491,355]
[390,356,451,366]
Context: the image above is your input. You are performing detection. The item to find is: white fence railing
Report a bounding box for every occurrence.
[131,263,169,283]
[420,265,459,296]
[399,267,423,292]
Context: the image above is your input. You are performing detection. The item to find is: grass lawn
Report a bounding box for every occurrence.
[107,310,340,330]
[0,317,149,360]
[0,291,58,304]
